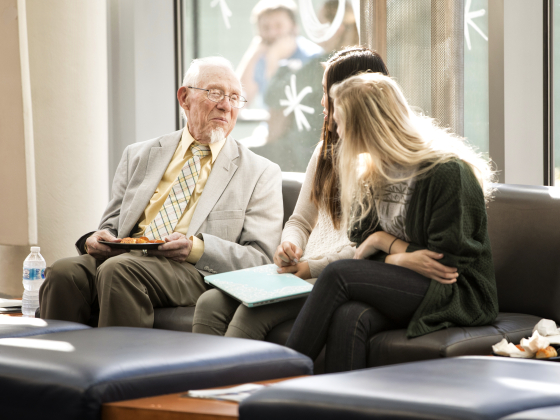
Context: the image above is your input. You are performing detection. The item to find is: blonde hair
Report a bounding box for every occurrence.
[331,72,495,229]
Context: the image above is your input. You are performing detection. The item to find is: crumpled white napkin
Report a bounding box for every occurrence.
[533,319,560,336]
[492,338,533,358]
[520,330,550,354]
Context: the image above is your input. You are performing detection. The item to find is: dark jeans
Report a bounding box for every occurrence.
[286,259,431,372]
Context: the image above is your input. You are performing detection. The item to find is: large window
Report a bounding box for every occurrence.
[464,0,489,157]
[178,1,509,178]
[182,0,359,172]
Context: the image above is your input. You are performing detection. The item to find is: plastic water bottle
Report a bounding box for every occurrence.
[22,246,46,317]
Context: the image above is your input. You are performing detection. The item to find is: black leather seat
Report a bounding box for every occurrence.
[360,183,560,366]
[0,317,89,338]
[0,327,312,420]
[240,356,560,420]
[155,181,560,369]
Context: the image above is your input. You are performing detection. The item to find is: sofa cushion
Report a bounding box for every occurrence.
[367,312,540,367]
[487,184,560,321]
[0,327,312,420]
[0,316,89,338]
[240,356,560,420]
[153,306,194,332]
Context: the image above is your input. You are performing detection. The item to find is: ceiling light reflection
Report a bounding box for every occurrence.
[0,338,75,352]
[0,316,47,326]
[496,377,560,394]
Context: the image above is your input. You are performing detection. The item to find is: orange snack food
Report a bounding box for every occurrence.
[118,237,165,244]
[536,346,558,359]
[515,344,525,352]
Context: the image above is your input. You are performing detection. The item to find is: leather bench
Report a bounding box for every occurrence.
[500,405,560,419]
[154,180,560,369]
[0,326,312,420]
[239,356,560,420]
[0,317,89,338]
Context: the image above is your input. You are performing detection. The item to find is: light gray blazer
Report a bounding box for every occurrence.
[79,129,283,276]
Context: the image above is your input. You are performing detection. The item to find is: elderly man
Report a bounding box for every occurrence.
[39,57,283,328]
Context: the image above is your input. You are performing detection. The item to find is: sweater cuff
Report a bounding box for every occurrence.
[307,258,329,279]
[187,235,204,264]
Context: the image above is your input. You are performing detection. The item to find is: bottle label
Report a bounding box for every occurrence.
[23,268,45,280]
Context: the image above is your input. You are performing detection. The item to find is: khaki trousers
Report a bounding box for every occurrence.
[192,287,309,340]
[39,251,208,328]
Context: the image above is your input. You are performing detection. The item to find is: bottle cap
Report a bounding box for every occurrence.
[31,246,40,253]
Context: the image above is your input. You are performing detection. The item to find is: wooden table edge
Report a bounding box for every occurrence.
[102,376,306,420]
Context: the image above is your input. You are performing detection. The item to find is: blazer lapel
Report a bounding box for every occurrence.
[120,131,182,236]
[187,137,239,237]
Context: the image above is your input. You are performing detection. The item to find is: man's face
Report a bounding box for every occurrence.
[258,10,296,45]
[180,66,241,144]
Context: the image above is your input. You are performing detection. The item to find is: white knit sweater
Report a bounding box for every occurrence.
[281,144,355,278]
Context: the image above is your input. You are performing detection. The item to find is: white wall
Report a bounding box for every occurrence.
[503,0,544,185]
[108,0,176,188]
[0,0,109,297]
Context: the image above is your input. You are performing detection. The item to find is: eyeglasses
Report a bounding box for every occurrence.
[188,87,247,109]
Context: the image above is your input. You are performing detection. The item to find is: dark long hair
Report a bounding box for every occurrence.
[311,46,389,229]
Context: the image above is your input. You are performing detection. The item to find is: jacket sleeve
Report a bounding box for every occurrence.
[74,147,130,255]
[195,162,284,273]
[405,160,488,270]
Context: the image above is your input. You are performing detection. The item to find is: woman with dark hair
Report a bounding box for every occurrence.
[286,72,498,372]
[192,47,389,341]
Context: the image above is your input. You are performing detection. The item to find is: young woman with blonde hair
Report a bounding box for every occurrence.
[286,72,499,372]
[192,48,389,341]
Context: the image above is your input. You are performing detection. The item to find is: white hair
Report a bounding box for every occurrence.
[182,56,238,88]
[181,57,240,122]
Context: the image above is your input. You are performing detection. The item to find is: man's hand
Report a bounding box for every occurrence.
[274,241,303,268]
[277,261,311,280]
[148,232,193,263]
[86,229,127,260]
[386,250,459,284]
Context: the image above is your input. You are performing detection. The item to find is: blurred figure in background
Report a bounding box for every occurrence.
[237,0,323,108]
[252,0,359,172]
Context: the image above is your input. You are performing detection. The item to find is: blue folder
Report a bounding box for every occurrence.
[205,264,313,307]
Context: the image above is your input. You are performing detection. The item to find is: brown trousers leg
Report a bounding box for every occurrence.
[39,251,207,328]
[39,254,100,326]
[193,288,306,341]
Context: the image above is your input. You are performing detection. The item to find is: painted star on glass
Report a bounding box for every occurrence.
[211,0,232,29]
[280,74,314,132]
[465,0,488,50]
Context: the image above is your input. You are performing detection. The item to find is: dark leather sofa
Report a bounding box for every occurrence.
[154,178,560,369]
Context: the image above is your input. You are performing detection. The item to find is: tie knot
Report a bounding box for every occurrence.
[191,144,211,158]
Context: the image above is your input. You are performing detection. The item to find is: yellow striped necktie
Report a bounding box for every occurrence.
[144,143,211,240]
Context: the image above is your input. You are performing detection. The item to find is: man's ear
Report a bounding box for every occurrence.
[177,86,189,110]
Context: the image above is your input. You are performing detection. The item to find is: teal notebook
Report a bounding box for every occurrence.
[205,264,313,307]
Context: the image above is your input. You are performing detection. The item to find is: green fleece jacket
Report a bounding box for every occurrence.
[349,159,499,338]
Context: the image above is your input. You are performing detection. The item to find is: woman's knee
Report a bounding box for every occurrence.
[315,260,348,289]
[227,305,268,340]
[195,289,231,314]
[193,289,239,327]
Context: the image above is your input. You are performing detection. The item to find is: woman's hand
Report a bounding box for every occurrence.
[277,261,311,280]
[353,232,381,259]
[387,250,458,284]
[274,241,303,268]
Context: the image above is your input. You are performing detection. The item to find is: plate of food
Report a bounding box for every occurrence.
[492,341,560,361]
[98,237,164,250]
